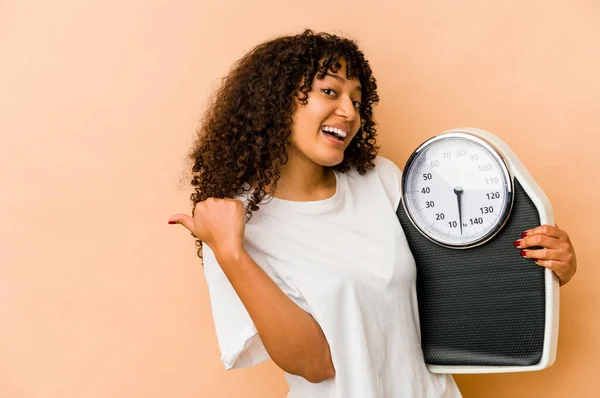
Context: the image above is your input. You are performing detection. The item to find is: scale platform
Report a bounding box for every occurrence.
[396,128,559,374]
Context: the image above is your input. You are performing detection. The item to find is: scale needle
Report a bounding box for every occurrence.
[454,186,464,235]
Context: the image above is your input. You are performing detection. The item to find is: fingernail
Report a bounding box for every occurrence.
[521,231,528,238]
[168,221,176,225]
[520,250,526,257]
[514,240,521,247]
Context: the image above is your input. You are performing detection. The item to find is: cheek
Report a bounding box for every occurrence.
[292,103,326,133]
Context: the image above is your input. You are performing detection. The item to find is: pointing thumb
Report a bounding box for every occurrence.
[168,214,194,233]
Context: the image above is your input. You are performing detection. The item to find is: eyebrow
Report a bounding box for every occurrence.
[325,73,362,92]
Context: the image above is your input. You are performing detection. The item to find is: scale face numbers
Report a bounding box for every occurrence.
[402,132,515,248]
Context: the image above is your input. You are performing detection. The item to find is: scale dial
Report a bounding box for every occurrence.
[401,132,514,248]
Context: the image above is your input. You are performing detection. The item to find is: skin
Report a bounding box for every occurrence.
[168,58,578,382]
[175,198,335,382]
[167,61,363,382]
[515,224,577,286]
[268,59,363,201]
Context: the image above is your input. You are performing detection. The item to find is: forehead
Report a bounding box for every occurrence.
[315,58,362,89]
[320,72,362,91]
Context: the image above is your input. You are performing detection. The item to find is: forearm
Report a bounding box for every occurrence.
[215,248,335,383]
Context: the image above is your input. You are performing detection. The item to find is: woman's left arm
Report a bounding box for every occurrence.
[515,225,577,286]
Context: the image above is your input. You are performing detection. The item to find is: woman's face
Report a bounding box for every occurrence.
[288,59,363,167]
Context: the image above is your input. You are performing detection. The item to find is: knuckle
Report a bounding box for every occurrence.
[537,258,546,267]
[541,225,550,235]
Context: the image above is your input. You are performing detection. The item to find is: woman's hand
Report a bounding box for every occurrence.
[515,224,577,286]
[168,198,246,258]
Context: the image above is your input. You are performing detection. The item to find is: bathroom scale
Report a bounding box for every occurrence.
[396,127,560,374]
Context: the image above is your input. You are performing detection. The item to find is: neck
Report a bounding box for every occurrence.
[271,152,336,201]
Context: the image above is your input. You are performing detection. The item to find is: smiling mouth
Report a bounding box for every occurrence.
[321,126,348,142]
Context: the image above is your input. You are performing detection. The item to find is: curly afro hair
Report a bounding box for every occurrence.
[187,29,380,257]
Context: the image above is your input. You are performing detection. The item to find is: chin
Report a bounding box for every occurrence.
[317,153,345,167]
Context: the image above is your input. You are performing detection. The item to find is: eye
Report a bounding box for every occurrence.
[352,101,362,110]
[321,87,337,96]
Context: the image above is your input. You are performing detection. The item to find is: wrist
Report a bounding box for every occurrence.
[214,244,246,265]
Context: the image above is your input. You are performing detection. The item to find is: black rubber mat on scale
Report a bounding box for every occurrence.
[396,179,546,366]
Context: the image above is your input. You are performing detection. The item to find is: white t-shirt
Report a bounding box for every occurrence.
[202,156,462,397]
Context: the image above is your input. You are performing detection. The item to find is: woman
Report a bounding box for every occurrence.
[169,29,577,397]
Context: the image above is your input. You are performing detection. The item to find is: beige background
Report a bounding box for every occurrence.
[1,0,598,397]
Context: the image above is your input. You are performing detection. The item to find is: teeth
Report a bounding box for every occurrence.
[322,126,347,138]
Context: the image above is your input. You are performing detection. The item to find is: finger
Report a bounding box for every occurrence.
[168,214,194,232]
[535,259,572,286]
[533,258,565,270]
[515,234,562,250]
[520,248,563,262]
[521,224,565,239]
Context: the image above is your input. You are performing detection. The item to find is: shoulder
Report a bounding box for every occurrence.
[340,155,403,208]
[372,155,403,177]
[360,156,402,191]
[343,155,402,180]
[367,155,404,209]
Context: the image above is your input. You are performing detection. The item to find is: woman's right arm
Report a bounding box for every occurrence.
[169,198,334,383]
[214,246,335,383]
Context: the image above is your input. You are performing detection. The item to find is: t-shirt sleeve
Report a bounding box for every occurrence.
[374,156,403,210]
[201,244,311,370]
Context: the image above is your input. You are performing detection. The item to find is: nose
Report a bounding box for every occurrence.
[334,96,358,122]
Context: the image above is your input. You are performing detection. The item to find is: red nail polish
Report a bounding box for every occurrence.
[520,250,526,256]
[521,232,528,238]
[168,221,176,224]
[514,240,521,247]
